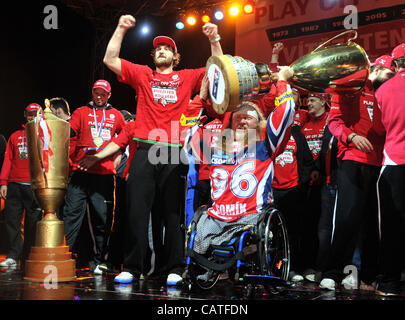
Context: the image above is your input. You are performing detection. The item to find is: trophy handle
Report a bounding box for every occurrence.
[34,108,48,187]
[313,30,358,52]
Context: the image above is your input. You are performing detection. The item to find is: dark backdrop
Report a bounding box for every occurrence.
[0,1,235,140]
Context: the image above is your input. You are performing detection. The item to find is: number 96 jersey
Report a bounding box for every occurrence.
[207,83,295,222]
[208,142,276,221]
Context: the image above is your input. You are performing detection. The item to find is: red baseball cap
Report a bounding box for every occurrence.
[153,36,177,53]
[308,92,330,108]
[25,103,42,112]
[391,43,405,61]
[92,79,111,93]
[371,55,394,71]
[308,92,329,100]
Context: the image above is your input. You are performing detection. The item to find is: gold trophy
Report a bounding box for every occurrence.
[206,30,370,114]
[24,99,76,282]
[290,30,370,94]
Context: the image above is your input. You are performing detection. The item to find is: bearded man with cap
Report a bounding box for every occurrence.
[101,14,223,285]
[63,80,126,275]
[374,44,405,296]
[319,55,395,291]
[0,103,43,269]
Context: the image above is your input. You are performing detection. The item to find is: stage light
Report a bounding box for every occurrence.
[141,25,150,34]
[186,16,196,25]
[176,21,185,29]
[202,14,210,23]
[243,1,254,14]
[229,3,240,17]
[214,10,224,20]
[229,4,241,16]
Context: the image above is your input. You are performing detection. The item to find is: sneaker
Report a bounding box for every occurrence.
[303,269,317,283]
[114,283,133,295]
[289,271,304,282]
[197,270,213,282]
[167,273,183,286]
[0,258,17,269]
[341,273,358,290]
[319,278,336,291]
[98,263,108,272]
[93,265,104,275]
[114,271,135,283]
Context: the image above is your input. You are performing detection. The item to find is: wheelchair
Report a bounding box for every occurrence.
[184,204,290,295]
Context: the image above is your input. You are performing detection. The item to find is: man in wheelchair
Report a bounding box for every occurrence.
[184,66,295,289]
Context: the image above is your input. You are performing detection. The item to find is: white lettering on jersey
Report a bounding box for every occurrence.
[275,150,294,167]
[213,202,247,217]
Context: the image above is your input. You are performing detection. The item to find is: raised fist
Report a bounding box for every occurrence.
[118,15,136,30]
[202,22,218,41]
[272,42,284,54]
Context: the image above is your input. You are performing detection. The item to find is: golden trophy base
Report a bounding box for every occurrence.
[23,284,75,300]
[24,246,76,282]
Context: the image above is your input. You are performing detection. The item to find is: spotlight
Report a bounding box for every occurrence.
[214,10,224,20]
[202,14,211,23]
[186,16,196,25]
[229,4,241,16]
[243,1,254,14]
[140,25,150,35]
[176,21,185,29]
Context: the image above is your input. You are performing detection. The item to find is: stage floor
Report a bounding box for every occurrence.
[1,265,404,302]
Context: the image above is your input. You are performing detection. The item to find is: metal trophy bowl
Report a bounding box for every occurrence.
[24,99,76,282]
[290,30,370,94]
[207,30,369,114]
[206,55,274,114]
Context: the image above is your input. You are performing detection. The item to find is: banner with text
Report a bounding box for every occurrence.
[235,0,405,65]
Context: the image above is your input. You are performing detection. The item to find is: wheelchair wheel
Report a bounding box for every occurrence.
[261,208,290,281]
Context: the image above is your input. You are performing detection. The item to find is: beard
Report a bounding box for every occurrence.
[154,55,173,68]
[372,77,387,90]
[373,73,395,90]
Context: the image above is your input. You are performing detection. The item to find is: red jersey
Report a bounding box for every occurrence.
[328,80,385,166]
[272,133,299,189]
[376,69,405,165]
[301,111,328,161]
[0,128,30,185]
[69,104,126,174]
[111,121,138,180]
[117,59,205,144]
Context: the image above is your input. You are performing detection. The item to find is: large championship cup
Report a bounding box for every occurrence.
[206,55,274,114]
[290,30,370,94]
[24,100,76,282]
[206,30,370,114]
